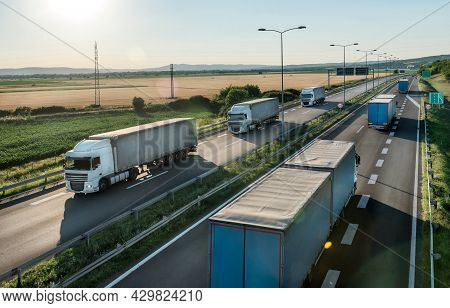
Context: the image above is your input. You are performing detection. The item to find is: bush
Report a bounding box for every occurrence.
[13,106,32,117]
[222,88,249,115]
[285,88,301,97]
[31,106,69,116]
[132,97,145,113]
[214,84,261,102]
[168,95,219,113]
[0,109,13,118]
[262,90,296,103]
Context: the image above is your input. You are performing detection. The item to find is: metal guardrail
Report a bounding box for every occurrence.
[423,90,435,288]
[0,78,400,287]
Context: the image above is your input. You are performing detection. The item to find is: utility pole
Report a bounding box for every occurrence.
[170,64,174,99]
[94,41,100,106]
[330,43,359,105]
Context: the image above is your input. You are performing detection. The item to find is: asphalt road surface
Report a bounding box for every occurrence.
[0,77,392,274]
[110,76,421,288]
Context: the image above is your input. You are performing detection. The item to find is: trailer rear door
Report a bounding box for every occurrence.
[210,224,245,288]
[368,103,379,124]
[244,229,282,288]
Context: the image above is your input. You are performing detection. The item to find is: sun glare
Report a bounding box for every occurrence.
[48,0,106,21]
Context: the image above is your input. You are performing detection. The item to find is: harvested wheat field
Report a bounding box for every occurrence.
[0,73,377,109]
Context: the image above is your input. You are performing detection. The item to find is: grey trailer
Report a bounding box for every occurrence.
[209,168,332,288]
[89,118,197,173]
[284,140,357,226]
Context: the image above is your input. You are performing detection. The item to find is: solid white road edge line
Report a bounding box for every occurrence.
[408,89,420,288]
[217,134,228,138]
[126,171,169,190]
[31,192,67,206]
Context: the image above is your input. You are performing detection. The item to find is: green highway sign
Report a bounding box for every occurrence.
[422,70,431,78]
[429,92,444,105]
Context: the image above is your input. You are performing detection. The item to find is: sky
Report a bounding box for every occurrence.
[0,0,449,69]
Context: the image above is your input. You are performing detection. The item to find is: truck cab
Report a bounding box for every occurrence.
[64,139,114,193]
[228,105,252,134]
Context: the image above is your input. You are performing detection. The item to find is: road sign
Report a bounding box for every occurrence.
[355,67,369,75]
[422,70,431,78]
[429,92,444,105]
[337,68,355,76]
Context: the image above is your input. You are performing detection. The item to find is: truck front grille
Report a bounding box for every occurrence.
[65,173,88,182]
[70,181,85,192]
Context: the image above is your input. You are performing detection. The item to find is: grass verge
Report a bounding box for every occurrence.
[419,75,449,288]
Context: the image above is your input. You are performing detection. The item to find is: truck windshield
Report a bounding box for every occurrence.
[65,157,91,170]
[228,114,246,121]
[301,94,313,99]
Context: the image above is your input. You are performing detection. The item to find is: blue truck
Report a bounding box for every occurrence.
[398,79,409,94]
[368,95,397,130]
[209,140,357,288]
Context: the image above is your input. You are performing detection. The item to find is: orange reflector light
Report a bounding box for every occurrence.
[324,242,333,250]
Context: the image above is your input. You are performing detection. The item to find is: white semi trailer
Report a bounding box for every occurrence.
[64,118,198,194]
[300,87,326,106]
[227,98,279,134]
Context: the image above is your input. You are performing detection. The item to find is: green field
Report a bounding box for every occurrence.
[0,108,215,171]
[419,74,449,288]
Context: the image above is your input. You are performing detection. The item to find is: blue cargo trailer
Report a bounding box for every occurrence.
[368,97,396,130]
[398,79,409,94]
[284,140,357,226]
[209,168,333,288]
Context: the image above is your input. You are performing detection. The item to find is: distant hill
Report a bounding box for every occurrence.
[1,54,449,76]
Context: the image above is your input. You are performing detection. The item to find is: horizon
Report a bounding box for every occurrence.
[0,0,449,69]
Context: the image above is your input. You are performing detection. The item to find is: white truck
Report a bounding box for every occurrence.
[300,86,326,106]
[227,98,279,134]
[64,118,198,194]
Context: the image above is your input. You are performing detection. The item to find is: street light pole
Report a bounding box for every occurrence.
[356,49,377,93]
[330,43,358,105]
[259,26,307,143]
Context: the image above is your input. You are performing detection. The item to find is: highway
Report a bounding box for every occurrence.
[0,77,391,274]
[108,76,420,288]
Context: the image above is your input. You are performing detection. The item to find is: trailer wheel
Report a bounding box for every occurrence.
[181,149,188,161]
[99,178,109,192]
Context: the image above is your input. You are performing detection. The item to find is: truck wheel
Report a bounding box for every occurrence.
[99,179,109,192]
[129,168,139,181]
[181,149,188,161]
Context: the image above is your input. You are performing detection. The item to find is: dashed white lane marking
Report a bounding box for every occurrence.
[398,113,403,116]
[284,111,289,114]
[218,134,228,138]
[321,270,340,288]
[226,140,241,148]
[301,110,311,115]
[386,139,392,145]
[376,159,385,168]
[341,224,359,245]
[381,148,389,155]
[356,125,364,134]
[357,195,371,209]
[389,132,395,137]
[396,116,401,120]
[31,192,67,205]
[126,171,169,190]
[395,121,399,125]
[368,174,378,185]
[392,126,398,130]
